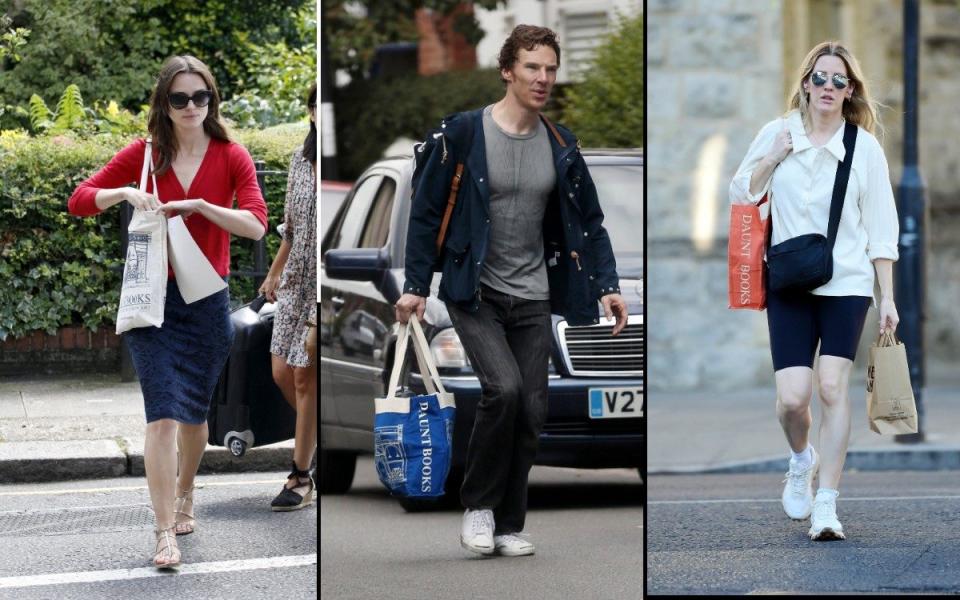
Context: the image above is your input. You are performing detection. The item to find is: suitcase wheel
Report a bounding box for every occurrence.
[228,436,248,457]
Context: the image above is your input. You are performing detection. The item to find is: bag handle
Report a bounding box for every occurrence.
[139,138,160,197]
[877,330,899,347]
[384,319,448,401]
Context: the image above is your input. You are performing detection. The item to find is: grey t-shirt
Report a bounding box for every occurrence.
[479,104,555,300]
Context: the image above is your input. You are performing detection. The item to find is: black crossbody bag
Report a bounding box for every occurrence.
[766,121,858,293]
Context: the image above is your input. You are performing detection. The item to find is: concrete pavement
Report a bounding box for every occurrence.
[649,366,960,474]
[0,374,300,483]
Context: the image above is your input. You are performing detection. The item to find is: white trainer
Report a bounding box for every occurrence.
[493,533,535,557]
[809,495,845,541]
[460,509,495,555]
[781,447,819,520]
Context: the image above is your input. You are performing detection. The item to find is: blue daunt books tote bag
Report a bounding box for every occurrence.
[374,318,456,498]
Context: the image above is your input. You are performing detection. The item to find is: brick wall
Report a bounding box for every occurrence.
[415,4,478,76]
[0,326,121,376]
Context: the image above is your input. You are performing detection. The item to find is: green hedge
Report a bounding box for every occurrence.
[0,124,308,341]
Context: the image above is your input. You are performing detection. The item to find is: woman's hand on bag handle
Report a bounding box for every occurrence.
[123,188,161,211]
[395,293,426,324]
[879,296,899,335]
[258,274,281,303]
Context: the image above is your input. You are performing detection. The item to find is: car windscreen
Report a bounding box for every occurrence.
[589,162,643,278]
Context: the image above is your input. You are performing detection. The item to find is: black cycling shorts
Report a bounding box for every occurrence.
[766,286,871,371]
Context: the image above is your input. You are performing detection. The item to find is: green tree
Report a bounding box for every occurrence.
[322,0,503,80]
[0,13,28,62]
[561,11,643,148]
[1,0,313,113]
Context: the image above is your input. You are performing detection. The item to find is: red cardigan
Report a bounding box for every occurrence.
[68,137,269,277]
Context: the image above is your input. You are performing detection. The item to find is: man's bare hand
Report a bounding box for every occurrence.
[395,293,426,324]
[601,293,628,336]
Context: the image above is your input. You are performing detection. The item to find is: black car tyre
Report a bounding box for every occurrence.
[318,449,357,494]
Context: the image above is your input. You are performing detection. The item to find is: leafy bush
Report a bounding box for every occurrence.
[221,26,317,129]
[0,123,308,340]
[334,68,505,180]
[560,11,643,148]
[1,0,313,125]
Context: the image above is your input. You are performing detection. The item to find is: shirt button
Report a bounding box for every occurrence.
[476,261,481,265]
[485,219,490,223]
[441,123,446,128]
[583,232,588,237]
[568,193,574,198]
[479,177,484,182]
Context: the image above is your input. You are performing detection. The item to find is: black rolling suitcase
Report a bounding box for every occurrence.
[208,295,297,456]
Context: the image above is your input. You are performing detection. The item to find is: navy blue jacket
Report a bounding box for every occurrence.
[402,109,620,327]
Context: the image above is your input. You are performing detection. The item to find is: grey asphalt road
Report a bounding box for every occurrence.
[0,472,317,600]
[647,472,960,595]
[321,456,643,600]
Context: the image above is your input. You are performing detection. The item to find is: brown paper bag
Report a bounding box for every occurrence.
[865,332,918,434]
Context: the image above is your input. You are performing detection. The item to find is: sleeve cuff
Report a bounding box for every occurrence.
[403,281,430,297]
[868,244,899,261]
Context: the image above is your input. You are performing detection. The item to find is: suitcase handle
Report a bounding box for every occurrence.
[249,294,268,313]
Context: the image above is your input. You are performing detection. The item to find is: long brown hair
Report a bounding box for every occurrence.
[787,41,881,136]
[147,55,231,176]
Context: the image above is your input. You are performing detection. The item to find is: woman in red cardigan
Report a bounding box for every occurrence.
[68,55,267,569]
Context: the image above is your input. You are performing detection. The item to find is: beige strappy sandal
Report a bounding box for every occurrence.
[153,524,181,569]
[173,485,196,536]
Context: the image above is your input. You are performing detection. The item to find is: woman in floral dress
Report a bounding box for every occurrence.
[259,83,317,511]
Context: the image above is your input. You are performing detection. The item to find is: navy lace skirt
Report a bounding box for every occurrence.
[124,279,234,424]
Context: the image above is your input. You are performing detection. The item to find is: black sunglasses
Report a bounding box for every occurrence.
[169,90,213,110]
[810,71,849,90]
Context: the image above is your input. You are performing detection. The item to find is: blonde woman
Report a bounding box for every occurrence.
[730,41,899,541]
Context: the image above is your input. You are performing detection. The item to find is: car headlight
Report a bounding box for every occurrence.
[429,328,471,369]
[428,327,556,375]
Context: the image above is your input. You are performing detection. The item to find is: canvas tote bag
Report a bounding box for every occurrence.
[116,139,168,334]
[373,318,456,498]
[866,331,919,434]
[728,194,771,310]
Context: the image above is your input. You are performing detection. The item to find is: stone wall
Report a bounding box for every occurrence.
[648,0,960,391]
[647,0,785,391]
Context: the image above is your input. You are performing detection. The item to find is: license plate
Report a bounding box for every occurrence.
[589,387,644,419]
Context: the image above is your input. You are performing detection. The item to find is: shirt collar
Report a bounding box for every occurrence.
[786,111,847,162]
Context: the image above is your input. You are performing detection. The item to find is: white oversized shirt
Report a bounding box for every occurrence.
[730,110,899,299]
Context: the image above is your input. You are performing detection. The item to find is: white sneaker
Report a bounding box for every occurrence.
[460,509,495,555]
[809,495,845,541]
[781,447,819,520]
[493,533,535,557]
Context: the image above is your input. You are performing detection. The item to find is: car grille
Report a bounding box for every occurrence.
[557,315,644,377]
[542,419,643,436]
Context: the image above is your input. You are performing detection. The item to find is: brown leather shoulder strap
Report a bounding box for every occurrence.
[435,162,465,256]
[538,113,567,147]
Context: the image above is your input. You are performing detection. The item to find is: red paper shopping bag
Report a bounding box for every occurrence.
[728,195,770,310]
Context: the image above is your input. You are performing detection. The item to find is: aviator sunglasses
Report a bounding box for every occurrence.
[169,90,213,110]
[810,70,849,90]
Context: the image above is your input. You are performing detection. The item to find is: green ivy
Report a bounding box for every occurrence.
[0,123,309,341]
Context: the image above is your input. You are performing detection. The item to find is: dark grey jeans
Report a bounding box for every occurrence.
[446,283,552,534]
